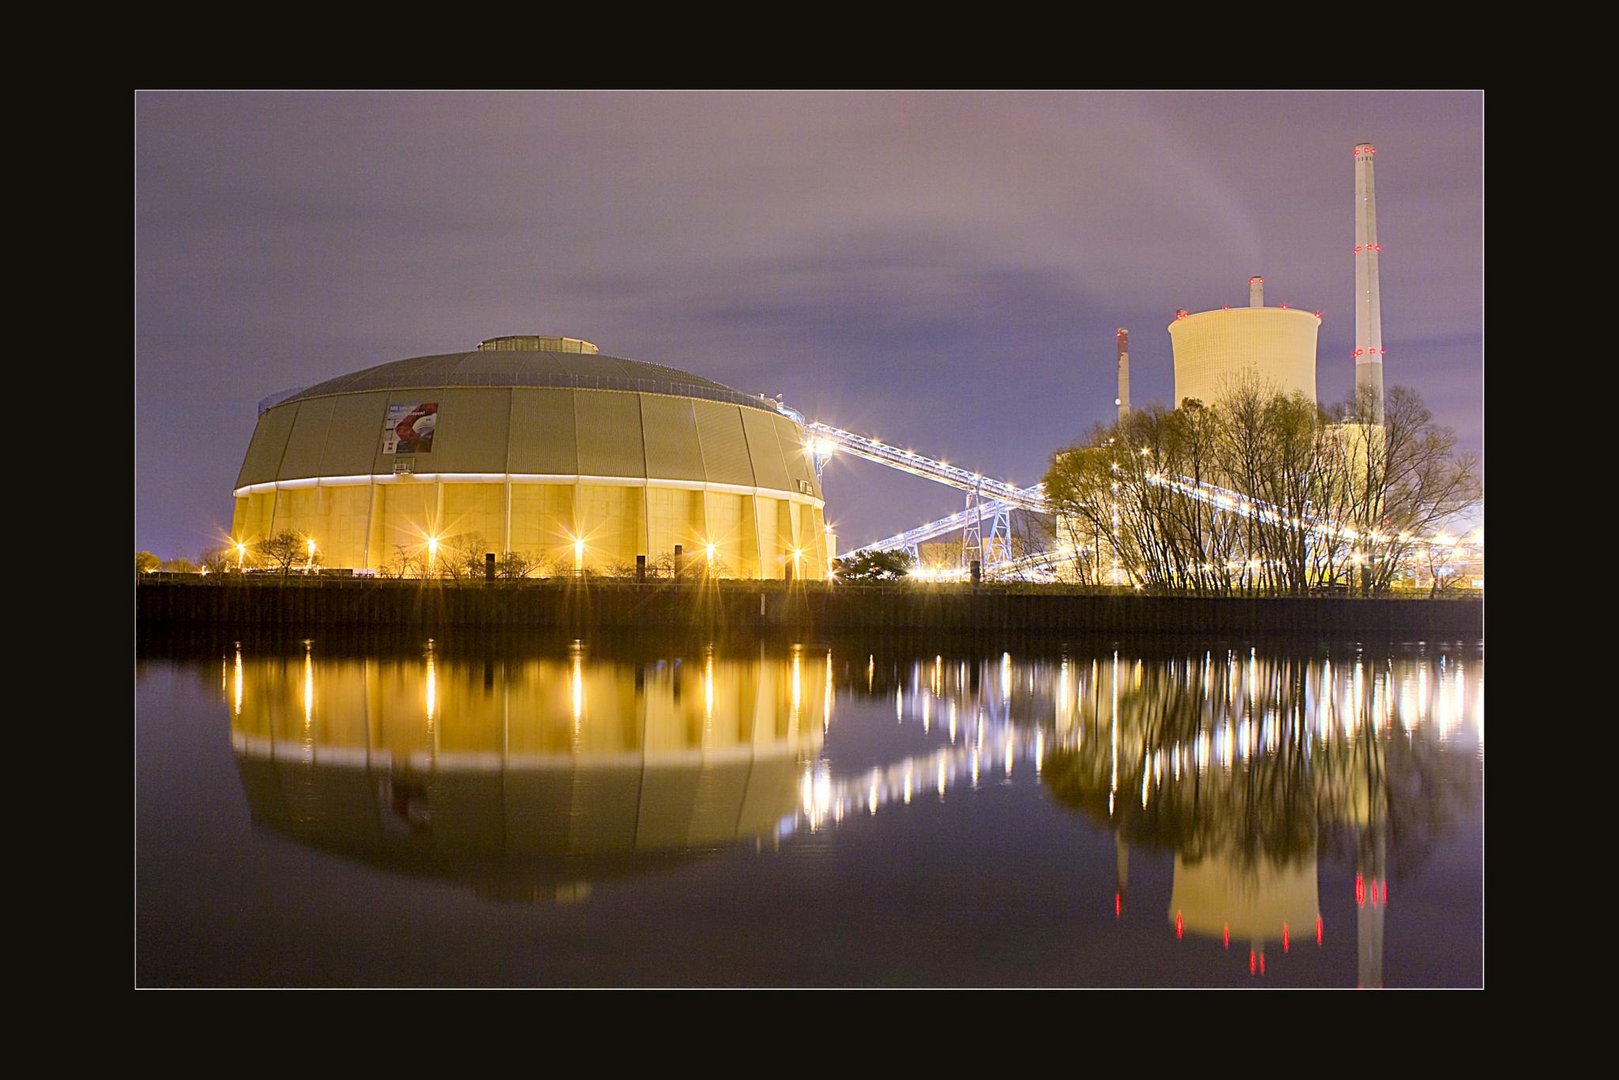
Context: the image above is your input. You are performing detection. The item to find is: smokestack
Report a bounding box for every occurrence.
[1249,275,1264,308]
[1115,328,1130,422]
[1354,142,1385,423]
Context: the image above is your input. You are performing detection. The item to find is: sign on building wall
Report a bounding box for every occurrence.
[384,402,438,454]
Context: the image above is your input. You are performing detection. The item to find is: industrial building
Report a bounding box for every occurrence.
[1167,276,1320,408]
[1166,144,1384,418]
[231,335,832,579]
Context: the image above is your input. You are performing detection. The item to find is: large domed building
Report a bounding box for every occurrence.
[231,335,831,579]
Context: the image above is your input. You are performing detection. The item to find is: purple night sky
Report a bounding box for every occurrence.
[135,91,1483,559]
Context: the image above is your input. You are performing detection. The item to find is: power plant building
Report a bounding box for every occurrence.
[231,335,831,579]
[1167,277,1320,408]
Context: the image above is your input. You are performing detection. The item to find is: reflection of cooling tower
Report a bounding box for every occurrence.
[1168,281,1320,407]
[1171,853,1320,949]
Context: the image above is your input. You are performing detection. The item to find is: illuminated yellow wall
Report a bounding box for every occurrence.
[231,387,829,578]
[1168,307,1320,409]
[231,482,828,578]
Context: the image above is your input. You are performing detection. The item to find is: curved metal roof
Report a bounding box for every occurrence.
[284,348,776,414]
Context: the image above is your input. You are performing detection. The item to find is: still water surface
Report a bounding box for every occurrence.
[136,634,1482,987]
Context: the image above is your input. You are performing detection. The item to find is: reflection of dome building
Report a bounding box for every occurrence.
[1168,277,1320,408]
[229,645,829,900]
[232,335,830,578]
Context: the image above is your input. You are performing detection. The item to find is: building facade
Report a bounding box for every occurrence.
[231,336,832,579]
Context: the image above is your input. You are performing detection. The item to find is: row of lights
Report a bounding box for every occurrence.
[223,537,318,571]
[227,530,814,576]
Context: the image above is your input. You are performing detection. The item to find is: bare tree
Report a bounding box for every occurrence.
[386,543,426,579]
[1210,385,1345,593]
[1044,384,1479,596]
[1044,436,1137,586]
[1327,386,1482,593]
[255,531,310,577]
[437,533,491,583]
[496,551,541,580]
[1046,407,1240,593]
[198,547,234,575]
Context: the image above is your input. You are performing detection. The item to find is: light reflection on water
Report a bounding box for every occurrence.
[140,638,1482,987]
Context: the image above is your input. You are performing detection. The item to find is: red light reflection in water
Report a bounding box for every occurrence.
[1175,910,1183,939]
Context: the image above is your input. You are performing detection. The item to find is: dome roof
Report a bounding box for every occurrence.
[283,337,774,414]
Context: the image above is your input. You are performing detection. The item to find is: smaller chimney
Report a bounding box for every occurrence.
[1115,328,1131,422]
[1249,275,1264,308]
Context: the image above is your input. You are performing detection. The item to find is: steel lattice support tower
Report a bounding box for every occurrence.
[1354,143,1385,424]
[961,487,984,569]
[986,505,1012,565]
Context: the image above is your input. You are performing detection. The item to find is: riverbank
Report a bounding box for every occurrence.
[136,577,1483,641]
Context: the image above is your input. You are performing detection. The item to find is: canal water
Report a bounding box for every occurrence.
[135,633,1483,987]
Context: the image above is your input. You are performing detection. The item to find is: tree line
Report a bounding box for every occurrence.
[1041,383,1480,595]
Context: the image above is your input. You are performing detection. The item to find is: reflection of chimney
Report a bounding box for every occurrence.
[1115,328,1130,422]
[1115,831,1130,913]
[1249,275,1264,307]
[1357,820,1387,988]
[1354,142,1386,423]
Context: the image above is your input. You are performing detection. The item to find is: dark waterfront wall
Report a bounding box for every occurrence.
[137,578,1484,643]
